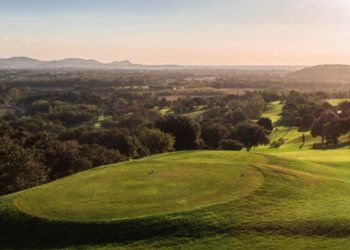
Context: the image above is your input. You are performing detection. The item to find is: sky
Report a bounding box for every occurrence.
[1,0,350,65]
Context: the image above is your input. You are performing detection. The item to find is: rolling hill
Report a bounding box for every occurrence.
[285,64,350,80]
[0,56,42,68]
[0,57,183,69]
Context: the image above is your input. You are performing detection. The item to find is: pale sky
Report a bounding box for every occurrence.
[1,0,350,65]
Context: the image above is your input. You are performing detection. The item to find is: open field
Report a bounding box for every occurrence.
[2,101,350,249]
[327,98,350,106]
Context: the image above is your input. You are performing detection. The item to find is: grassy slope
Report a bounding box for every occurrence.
[2,102,350,249]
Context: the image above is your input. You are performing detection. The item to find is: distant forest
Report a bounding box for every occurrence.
[1,66,349,91]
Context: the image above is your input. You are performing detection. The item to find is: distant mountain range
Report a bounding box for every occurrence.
[285,64,350,79]
[0,57,183,69]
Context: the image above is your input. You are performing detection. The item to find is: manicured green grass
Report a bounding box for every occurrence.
[328,98,350,106]
[262,101,284,124]
[16,157,263,221]
[158,108,173,116]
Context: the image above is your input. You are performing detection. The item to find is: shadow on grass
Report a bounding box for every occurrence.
[269,125,293,148]
[311,141,350,150]
[175,106,209,116]
[0,206,220,249]
[269,138,289,148]
[297,127,311,133]
[273,114,291,127]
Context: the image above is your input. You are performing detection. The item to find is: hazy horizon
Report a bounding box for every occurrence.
[1,56,312,68]
[1,0,350,65]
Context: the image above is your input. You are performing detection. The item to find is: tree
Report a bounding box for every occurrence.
[321,102,333,110]
[201,122,230,149]
[79,144,126,167]
[116,112,146,128]
[158,98,168,109]
[338,100,350,115]
[315,91,329,101]
[282,103,298,128]
[285,90,306,104]
[311,110,338,145]
[321,117,350,145]
[0,120,48,195]
[322,118,341,144]
[232,120,270,151]
[8,88,20,100]
[242,94,266,119]
[137,128,175,154]
[314,107,326,118]
[40,140,81,180]
[192,97,207,106]
[300,114,315,128]
[0,136,48,195]
[155,115,201,150]
[257,117,273,133]
[93,128,143,158]
[226,109,247,126]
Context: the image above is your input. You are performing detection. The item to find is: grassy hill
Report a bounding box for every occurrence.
[16,154,264,221]
[2,102,350,249]
[285,64,350,79]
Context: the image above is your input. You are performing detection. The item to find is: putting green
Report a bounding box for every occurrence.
[15,160,264,221]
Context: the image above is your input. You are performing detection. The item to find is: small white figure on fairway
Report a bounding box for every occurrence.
[241,173,244,177]
[149,170,154,175]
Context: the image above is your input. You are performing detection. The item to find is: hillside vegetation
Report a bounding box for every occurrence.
[2,102,350,249]
[286,64,350,80]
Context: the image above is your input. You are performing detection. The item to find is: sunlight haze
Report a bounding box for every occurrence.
[1,0,349,65]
